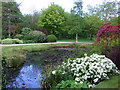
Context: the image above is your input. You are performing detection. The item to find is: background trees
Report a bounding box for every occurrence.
[2,0,119,41]
[68,0,84,43]
[2,1,23,38]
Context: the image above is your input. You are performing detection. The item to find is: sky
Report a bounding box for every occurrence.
[15,0,115,15]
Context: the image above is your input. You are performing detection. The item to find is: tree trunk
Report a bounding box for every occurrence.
[90,34,92,40]
[76,33,78,43]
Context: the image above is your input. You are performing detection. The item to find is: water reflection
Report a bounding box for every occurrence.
[6,64,42,88]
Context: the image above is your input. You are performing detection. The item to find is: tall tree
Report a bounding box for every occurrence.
[2,1,23,38]
[69,0,84,43]
[38,4,66,37]
[87,0,118,23]
[84,15,104,40]
[21,11,41,30]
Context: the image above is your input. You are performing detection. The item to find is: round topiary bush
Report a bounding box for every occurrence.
[2,38,13,44]
[29,31,46,43]
[14,34,23,40]
[46,35,57,42]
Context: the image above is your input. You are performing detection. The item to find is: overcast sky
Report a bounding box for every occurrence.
[15,0,115,15]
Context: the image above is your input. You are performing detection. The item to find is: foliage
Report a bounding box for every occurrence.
[96,23,120,42]
[12,39,23,44]
[56,80,88,88]
[10,55,25,68]
[2,44,50,68]
[38,29,48,36]
[21,27,32,40]
[84,15,104,40]
[38,4,66,37]
[2,38,13,44]
[50,54,120,88]
[2,38,23,44]
[13,23,22,36]
[21,27,32,36]
[14,34,23,40]
[46,35,57,42]
[0,40,1,44]
[29,31,46,43]
[21,11,40,30]
[94,23,120,55]
[2,57,8,89]
[23,40,35,44]
[108,45,120,70]
[87,0,118,23]
[2,1,23,38]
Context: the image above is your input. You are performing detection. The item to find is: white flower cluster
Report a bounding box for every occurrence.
[55,53,120,87]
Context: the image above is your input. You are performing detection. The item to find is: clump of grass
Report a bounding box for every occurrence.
[94,75,120,88]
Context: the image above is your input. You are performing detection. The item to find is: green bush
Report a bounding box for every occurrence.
[2,38,23,44]
[12,39,23,44]
[14,34,23,40]
[56,80,88,88]
[2,38,13,44]
[23,40,35,43]
[21,27,32,36]
[0,40,1,44]
[21,27,32,40]
[29,31,46,43]
[46,35,57,42]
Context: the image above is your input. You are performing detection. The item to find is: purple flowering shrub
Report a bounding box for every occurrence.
[38,29,48,36]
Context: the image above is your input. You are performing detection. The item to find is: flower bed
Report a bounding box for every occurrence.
[49,53,120,88]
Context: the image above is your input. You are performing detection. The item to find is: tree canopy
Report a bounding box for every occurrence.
[38,4,66,37]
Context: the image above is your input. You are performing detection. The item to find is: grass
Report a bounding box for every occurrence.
[94,74,120,88]
[58,38,94,43]
[2,44,51,67]
[2,43,87,67]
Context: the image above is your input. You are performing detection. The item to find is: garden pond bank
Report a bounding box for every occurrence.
[6,47,85,88]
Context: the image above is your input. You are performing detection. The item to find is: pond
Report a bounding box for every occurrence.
[6,47,80,88]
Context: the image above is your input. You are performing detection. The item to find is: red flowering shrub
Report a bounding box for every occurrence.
[93,23,120,69]
[38,29,48,36]
[96,23,120,43]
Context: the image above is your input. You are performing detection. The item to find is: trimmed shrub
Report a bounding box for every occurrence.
[2,38,23,44]
[29,31,46,43]
[14,34,23,40]
[46,35,57,42]
[12,39,23,44]
[2,38,13,44]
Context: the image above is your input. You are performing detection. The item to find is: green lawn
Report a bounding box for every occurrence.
[58,38,94,43]
[94,74,120,88]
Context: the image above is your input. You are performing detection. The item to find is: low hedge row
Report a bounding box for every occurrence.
[1,38,23,44]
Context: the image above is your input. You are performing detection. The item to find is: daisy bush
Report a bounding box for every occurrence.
[52,53,120,88]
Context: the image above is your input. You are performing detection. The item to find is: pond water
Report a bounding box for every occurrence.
[6,47,78,88]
